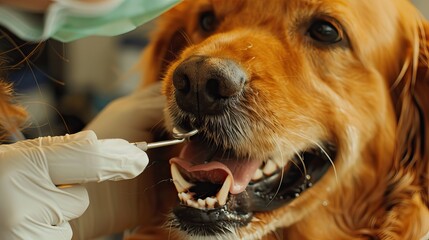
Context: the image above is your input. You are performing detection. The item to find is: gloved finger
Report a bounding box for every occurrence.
[55,222,73,240]
[53,185,89,222]
[42,138,148,185]
[0,131,97,152]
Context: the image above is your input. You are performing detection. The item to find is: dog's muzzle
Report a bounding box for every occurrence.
[167,55,337,236]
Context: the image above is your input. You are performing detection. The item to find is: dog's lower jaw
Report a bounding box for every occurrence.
[167,171,339,240]
[166,188,334,240]
[166,214,282,240]
[169,231,240,240]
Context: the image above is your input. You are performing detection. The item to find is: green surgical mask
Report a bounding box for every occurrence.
[0,0,181,42]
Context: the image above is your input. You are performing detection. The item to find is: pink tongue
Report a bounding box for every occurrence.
[169,142,261,194]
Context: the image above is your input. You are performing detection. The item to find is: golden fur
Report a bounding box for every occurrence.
[0,73,26,140]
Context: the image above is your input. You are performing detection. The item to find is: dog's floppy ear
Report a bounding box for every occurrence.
[391,13,429,205]
[139,6,190,87]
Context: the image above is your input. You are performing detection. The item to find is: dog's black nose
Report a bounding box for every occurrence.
[173,55,247,115]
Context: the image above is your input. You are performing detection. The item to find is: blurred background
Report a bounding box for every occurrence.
[414,0,429,17]
[1,0,428,140]
[0,20,155,139]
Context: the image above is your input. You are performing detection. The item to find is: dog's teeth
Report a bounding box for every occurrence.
[252,168,264,181]
[198,198,206,208]
[263,160,278,175]
[183,192,192,202]
[206,197,217,209]
[216,175,232,206]
[172,165,232,208]
[178,192,190,204]
[179,192,192,202]
[187,199,199,208]
[181,197,218,210]
[171,163,194,193]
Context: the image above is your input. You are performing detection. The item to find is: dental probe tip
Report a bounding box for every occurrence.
[172,127,198,139]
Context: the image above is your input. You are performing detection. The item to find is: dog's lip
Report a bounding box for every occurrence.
[169,141,261,194]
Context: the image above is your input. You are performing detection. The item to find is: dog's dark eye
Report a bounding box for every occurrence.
[199,11,217,32]
[308,20,342,44]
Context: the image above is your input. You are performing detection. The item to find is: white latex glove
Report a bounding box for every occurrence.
[85,81,166,142]
[0,130,148,240]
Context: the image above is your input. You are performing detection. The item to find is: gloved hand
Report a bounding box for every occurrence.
[0,130,148,240]
[85,81,166,143]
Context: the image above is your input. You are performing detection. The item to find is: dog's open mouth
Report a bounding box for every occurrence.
[169,134,337,235]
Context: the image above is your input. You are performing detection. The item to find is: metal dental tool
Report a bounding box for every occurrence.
[133,128,198,151]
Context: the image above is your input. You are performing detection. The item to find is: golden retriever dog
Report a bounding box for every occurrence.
[128,0,429,239]
[0,0,428,239]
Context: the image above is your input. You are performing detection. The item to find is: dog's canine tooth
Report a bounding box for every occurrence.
[252,168,264,181]
[263,159,278,176]
[216,175,232,206]
[171,163,194,193]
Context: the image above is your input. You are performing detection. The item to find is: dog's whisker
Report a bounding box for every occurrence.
[149,115,166,134]
[178,29,194,46]
[273,229,283,240]
[168,218,173,240]
[279,129,309,176]
[289,156,306,177]
[144,159,158,170]
[266,137,285,207]
[289,130,339,185]
[140,179,175,195]
[161,55,178,66]
[315,142,338,184]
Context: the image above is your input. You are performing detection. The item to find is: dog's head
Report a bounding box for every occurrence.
[141,0,429,239]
